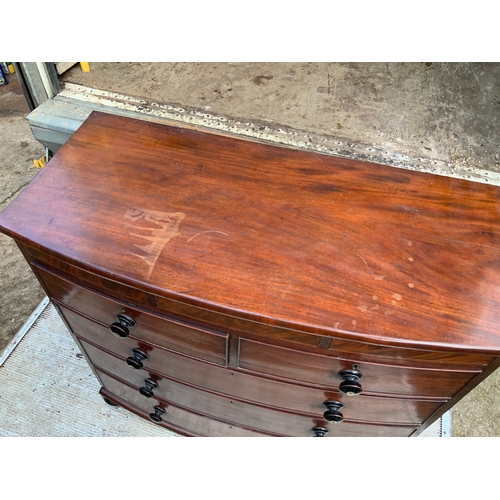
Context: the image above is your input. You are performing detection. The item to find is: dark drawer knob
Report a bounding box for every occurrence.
[139,379,158,398]
[312,426,329,437]
[338,368,363,396]
[109,313,136,338]
[126,348,148,369]
[323,401,344,423]
[149,406,165,424]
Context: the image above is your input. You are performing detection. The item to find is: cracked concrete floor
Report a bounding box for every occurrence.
[2,64,500,436]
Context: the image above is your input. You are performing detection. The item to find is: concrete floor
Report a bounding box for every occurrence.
[0,75,46,355]
[2,63,500,436]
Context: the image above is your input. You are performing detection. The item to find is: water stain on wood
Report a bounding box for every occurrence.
[124,208,185,279]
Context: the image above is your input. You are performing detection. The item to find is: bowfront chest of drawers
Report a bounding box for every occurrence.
[3,111,500,437]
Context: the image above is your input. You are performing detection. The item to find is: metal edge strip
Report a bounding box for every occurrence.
[0,296,50,367]
[441,410,452,437]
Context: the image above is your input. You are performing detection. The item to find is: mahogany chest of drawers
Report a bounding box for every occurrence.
[2,111,500,437]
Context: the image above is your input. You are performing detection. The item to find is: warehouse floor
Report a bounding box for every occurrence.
[1,63,500,436]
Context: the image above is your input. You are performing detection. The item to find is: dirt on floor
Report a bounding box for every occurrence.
[0,73,45,354]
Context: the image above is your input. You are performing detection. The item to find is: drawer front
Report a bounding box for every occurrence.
[37,266,228,365]
[98,373,268,437]
[97,369,416,437]
[239,338,478,398]
[78,332,443,425]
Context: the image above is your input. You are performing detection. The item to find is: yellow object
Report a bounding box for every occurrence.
[32,156,46,169]
[80,62,91,73]
[6,62,14,73]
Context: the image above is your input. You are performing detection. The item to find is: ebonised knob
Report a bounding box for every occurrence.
[323,401,344,423]
[109,313,136,338]
[139,379,158,398]
[338,368,363,396]
[312,426,329,437]
[149,406,165,423]
[126,348,148,369]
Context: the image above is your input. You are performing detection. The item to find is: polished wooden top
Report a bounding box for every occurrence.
[2,111,500,352]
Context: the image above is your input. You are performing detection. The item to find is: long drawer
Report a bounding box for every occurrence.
[77,334,443,425]
[99,382,267,437]
[97,369,417,437]
[238,338,479,398]
[36,265,228,365]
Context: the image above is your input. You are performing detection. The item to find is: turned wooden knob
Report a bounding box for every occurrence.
[109,313,136,338]
[338,368,363,396]
[126,348,148,369]
[312,426,329,437]
[139,379,158,398]
[323,401,344,423]
[149,406,165,423]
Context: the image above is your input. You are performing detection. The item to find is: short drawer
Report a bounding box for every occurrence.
[37,266,228,365]
[97,369,417,437]
[238,338,479,399]
[78,334,443,425]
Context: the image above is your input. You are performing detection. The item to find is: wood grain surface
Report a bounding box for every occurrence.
[96,369,418,437]
[79,336,444,424]
[2,111,500,352]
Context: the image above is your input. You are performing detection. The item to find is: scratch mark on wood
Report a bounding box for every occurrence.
[357,254,386,280]
[357,254,369,270]
[187,230,229,243]
[124,208,185,279]
[313,154,324,164]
